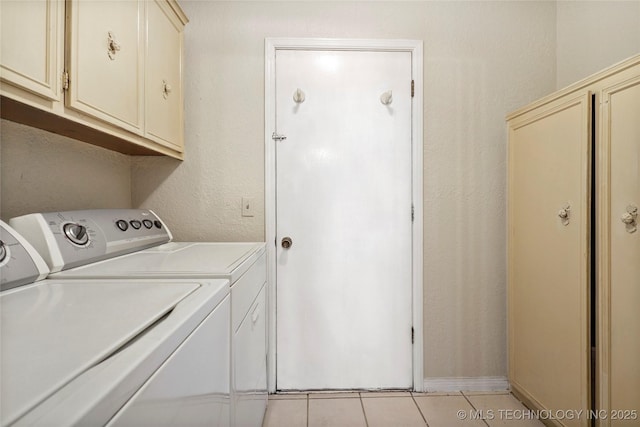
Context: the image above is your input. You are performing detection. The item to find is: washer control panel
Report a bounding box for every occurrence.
[0,221,49,291]
[0,240,7,264]
[9,209,172,273]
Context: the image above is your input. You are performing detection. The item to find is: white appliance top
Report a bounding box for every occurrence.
[1,280,200,426]
[1,212,233,425]
[52,242,266,283]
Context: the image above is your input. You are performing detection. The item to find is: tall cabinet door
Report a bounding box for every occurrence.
[66,0,144,134]
[145,0,184,152]
[0,0,63,101]
[508,93,591,427]
[599,74,640,427]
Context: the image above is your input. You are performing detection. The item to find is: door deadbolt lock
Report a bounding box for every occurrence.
[281,237,292,249]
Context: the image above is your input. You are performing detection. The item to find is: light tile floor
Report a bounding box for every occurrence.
[263,391,545,427]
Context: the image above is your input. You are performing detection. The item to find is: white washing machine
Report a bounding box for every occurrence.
[10,209,268,427]
[0,220,230,427]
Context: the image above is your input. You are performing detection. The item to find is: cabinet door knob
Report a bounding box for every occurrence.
[558,204,571,226]
[621,205,638,233]
[281,237,292,249]
[107,31,121,60]
[162,80,172,99]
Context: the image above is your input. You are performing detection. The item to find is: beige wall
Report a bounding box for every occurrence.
[0,120,132,220]
[556,0,640,89]
[132,1,558,379]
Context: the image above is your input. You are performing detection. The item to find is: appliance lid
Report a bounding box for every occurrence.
[0,280,199,426]
[52,242,265,282]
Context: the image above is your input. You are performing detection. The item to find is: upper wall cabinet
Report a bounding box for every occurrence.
[0,0,188,159]
[145,0,185,152]
[0,0,64,102]
[66,0,144,135]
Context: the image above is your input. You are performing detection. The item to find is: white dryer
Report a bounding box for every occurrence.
[10,210,268,427]
[0,220,230,427]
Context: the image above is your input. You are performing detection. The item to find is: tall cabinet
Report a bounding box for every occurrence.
[598,65,640,427]
[507,55,640,427]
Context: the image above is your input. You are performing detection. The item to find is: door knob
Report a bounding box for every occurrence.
[281,237,292,249]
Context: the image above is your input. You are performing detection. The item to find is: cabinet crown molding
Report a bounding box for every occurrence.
[506,54,640,121]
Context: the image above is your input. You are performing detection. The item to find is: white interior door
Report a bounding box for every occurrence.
[275,49,413,390]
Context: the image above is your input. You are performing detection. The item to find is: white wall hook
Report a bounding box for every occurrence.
[380,90,393,105]
[293,88,305,103]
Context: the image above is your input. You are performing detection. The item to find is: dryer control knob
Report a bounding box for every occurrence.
[63,223,89,246]
[0,240,6,263]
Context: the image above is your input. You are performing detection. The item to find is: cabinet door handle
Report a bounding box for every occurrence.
[621,205,638,233]
[162,80,172,99]
[107,31,121,60]
[558,204,570,226]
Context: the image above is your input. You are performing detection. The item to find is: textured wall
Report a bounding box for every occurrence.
[556,1,640,89]
[0,120,132,221]
[132,1,557,379]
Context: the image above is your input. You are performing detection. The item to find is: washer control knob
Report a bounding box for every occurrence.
[0,241,7,263]
[154,220,162,229]
[63,223,89,246]
[116,220,129,231]
[142,219,153,229]
[130,220,142,230]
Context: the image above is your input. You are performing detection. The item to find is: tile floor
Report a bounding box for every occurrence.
[263,391,545,427]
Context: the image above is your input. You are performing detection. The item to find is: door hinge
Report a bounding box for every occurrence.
[411,327,415,344]
[411,204,415,222]
[411,80,414,98]
[62,71,69,91]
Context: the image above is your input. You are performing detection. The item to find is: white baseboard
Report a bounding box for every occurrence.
[423,376,510,392]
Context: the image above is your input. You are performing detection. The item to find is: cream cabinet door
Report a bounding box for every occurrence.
[508,93,591,427]
[66,0,143,134]
[144,0,184,152]
[599,75,640,426]
[0,0,63,101]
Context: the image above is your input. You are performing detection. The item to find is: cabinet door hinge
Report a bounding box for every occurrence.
[411,204,415,222]
[62,71,69,91]
[411,80,415,98]
[411,327,415,344]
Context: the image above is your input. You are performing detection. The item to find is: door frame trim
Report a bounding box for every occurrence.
[264,38,424,392]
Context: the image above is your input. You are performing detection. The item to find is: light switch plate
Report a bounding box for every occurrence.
[242,197,255,217]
